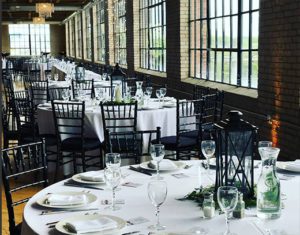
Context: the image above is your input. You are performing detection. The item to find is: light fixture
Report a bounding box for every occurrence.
[36,3,54,18]
[33,17,46,24]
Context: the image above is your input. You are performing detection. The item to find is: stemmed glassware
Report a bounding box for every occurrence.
[146,87,153,97]
[156,89,163,108]
[160,88,167,104]
[148,180,168,231]
[217,186,238,235]
[150,144,165,180]
[105,153,121,170]
[201,140,216,175]
[54,73,59,81]
[62,89,70,102]
[104,167,122,211]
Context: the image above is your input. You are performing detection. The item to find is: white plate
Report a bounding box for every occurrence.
[72,173,105,185]
[277,161,300,173]
[140,161,186,171]
[163,102,176,108]
[36,191,97,209]
[55,214,126,235]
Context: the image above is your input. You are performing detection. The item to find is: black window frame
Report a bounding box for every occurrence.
[96,0,106,63]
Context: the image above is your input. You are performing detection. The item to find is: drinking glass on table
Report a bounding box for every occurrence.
[62,89,70,101]
[217,186,238,235]
[146,86,153,97]
[54,73,59,81]
[104,167,122,211]
[148,180,168,231]
[160,87,167,103]
[201,140,216,175]
[105,153,121,170]
[156,89,163,108]
[150,144,165,180]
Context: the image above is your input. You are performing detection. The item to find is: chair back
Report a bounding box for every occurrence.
[193,85,210,99]
[72,80,94,99]
[29,81,49,106]
[202,90,224,126]
[105,127,161,163]
[1,140,48,235]
[13,90,37,142]
[101,101,137,133]
[49,86,71,101]
[176,99,204,141]
[51,101,85,144]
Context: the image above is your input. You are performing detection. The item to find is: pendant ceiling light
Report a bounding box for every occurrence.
[36,3,54,18]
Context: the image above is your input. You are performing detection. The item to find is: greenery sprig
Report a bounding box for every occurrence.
[177,185,257,209]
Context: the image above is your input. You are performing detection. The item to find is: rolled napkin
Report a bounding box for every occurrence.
[46,194,87,206]
[285,160,300,172]
[148,159,178,171]
[79,171,104,182]
[65,217,118,234]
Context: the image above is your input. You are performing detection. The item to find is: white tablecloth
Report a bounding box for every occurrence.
[37,103,177,143]
[21,160,300,235]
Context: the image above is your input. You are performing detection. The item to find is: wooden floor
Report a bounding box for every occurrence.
[2,185,42,235]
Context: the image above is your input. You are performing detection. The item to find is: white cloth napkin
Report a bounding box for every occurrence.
[46,194,87,206]
[79,171,104,182]
[65,217,118,234]
[148,159,178,170]
[285,160,300,172]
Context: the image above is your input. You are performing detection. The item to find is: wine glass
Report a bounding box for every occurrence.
[54,73,59,81]
[156,89,162,108]
[150,144,165,180]
[148,180,168,231]
[217,186,238,235]
[105,153,121,170]
[146,87,153,97]
[104,167,122,211]
[62,89,70,101]
[160,88,167,104]
[201,140,216,175]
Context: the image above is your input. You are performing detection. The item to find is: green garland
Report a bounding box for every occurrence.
[177,185,257,210]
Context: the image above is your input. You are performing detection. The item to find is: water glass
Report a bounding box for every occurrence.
[104,168,122,211]
[105,153,121,170]
[156,89,162,108]
[150,144,165,180]
[54,74,59,81]
[160,88,167,103]
[148,180,168,231]
[62,89,70,101]
[146,87,153,97]
[201,140,216,175]
[217,186,238,235]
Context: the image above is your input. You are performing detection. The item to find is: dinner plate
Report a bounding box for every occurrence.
[36,191,97,209]
[163,102,176,108]
[277,161,300,173]
[55,214,126,235]
[140,161,186,171]
[72,173,105,185]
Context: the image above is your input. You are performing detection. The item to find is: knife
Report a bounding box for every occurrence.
[63,182,104,190]
[40,208,99,215]
[129,166,152,176]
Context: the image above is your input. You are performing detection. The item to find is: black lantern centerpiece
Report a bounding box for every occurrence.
[110,63,127,101]
[75,62,85,81]
[214,110,258,198]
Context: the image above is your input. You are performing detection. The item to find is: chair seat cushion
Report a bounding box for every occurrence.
[159,136,198,150]
[180,130,199,138]
[61,137,101,151]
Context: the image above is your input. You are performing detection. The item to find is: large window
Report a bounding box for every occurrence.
[9,24,50,56]
[70,19,76,57]
[85,7,92,60]
[114,0,127,66]
[139,0,166,72]
[76,13,82,58]
[96,0,106,62]
[189,0,259,88]
[65,22,70,56]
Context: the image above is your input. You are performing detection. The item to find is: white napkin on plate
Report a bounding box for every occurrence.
[65,217,118,234]
[148,159,178,170]
[79,171,104,182]
[46,194,87,206]
[285,160,300,172]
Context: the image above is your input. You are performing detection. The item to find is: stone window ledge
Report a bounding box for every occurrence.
[183,78,258,99]
[135,68,167,78]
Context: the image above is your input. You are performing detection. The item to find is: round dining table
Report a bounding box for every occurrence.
[21,160,300,235]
